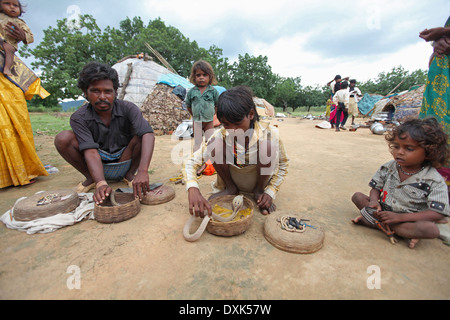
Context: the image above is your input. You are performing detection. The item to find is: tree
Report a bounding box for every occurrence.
[273,77,302,112]
[21,13,428,111]
[359,66,427,96]
[206,45,232,88]
[21,15,231,106]
[297,85,328,111]
[230,54,277,99]
[21,14,116,106]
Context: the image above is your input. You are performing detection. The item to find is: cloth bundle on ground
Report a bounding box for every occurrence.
[0,192,95,234]
[315,121,332,129]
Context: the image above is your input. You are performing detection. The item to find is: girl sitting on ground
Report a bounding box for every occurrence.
[351,117,449,248]
[183,86,289,217]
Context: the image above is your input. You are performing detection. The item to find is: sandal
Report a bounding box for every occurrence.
[22,178,37,186]
[75,182,96,193]
[123,178,133,187]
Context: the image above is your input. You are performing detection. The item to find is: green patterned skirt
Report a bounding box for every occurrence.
[419,17,450,183]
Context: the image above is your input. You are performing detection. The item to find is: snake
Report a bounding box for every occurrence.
[183,195,244,242]
[109,190,120,207]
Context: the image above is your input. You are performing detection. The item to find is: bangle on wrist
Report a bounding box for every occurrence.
[96,180,108,188]
[444,36,450,45]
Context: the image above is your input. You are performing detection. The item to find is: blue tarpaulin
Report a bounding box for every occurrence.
[157,73,226,95]
[158,73,194,89]
[358,93,383,115]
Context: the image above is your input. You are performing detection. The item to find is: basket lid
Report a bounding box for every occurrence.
[264,211,324,254]
[13,190,80,222]
[140,185,175,205]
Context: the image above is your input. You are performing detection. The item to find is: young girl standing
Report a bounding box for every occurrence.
[183,86,289,217]
[0,0,33,77]
[185,60,220,152]
[351,118,449,248]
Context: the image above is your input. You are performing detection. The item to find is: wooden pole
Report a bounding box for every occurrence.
[386,79,406,96]
[144,42,179,75]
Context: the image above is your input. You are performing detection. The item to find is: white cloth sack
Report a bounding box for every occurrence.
[315,121,332,129]
[1,192,95,235]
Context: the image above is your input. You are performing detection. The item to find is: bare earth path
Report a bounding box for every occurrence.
[0,117,449,300]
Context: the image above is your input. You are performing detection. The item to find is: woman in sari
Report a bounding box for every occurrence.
[419,16,450,195]
[0,25,50,188]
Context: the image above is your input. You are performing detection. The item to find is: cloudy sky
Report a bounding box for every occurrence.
[21,0,449,86]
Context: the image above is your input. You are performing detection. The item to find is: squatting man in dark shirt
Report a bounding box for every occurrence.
[55,62,155,205]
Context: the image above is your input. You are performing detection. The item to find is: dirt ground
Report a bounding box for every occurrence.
[0,117,449,300]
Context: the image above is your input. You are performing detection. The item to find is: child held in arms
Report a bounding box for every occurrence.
[0,0,33,77]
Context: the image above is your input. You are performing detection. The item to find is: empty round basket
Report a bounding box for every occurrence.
[94,192,140,224]
[13,190,80,222]
[264,211,324,254]
[206,195,254,237]
[140,185,175,205]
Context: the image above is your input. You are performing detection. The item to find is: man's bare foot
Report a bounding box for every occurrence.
[124,172,135,185]
[82,178,94,187]
[76,179,96,193]
[408,238,419,249]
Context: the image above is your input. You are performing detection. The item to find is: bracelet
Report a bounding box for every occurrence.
[96,180,108,188]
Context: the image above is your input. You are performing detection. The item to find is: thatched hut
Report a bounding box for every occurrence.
[382,85,425,122]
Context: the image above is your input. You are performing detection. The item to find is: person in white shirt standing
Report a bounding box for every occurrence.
[333,81,350,132]
[348,79,363,126]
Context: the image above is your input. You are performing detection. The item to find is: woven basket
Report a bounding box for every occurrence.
[140,185,175,205]
[14,190,80,222]
[206,195,254,237]
[264,211,324,254]
[94,192,140,224]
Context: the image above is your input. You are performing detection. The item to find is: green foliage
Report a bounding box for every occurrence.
[21,14,428,113]
[273,77,302,111]
[358,66,427,96]
[21,15,106,106]
[230,54,277,98]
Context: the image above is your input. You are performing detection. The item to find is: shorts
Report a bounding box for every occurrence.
[98,148,132,180]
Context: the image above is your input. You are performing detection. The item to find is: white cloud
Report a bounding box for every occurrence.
[22,0,449,87]
[250,33,433,86]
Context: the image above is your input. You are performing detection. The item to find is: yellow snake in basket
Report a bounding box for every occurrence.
[183,195,244,242]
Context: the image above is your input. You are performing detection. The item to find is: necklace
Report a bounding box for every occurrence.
[397,164,425,176]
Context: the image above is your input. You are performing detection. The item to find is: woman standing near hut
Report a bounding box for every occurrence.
[0,18,49,188]
[419,16,450,195]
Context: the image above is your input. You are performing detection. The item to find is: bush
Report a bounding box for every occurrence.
[28,104,62,113]
[274,106,326,116]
